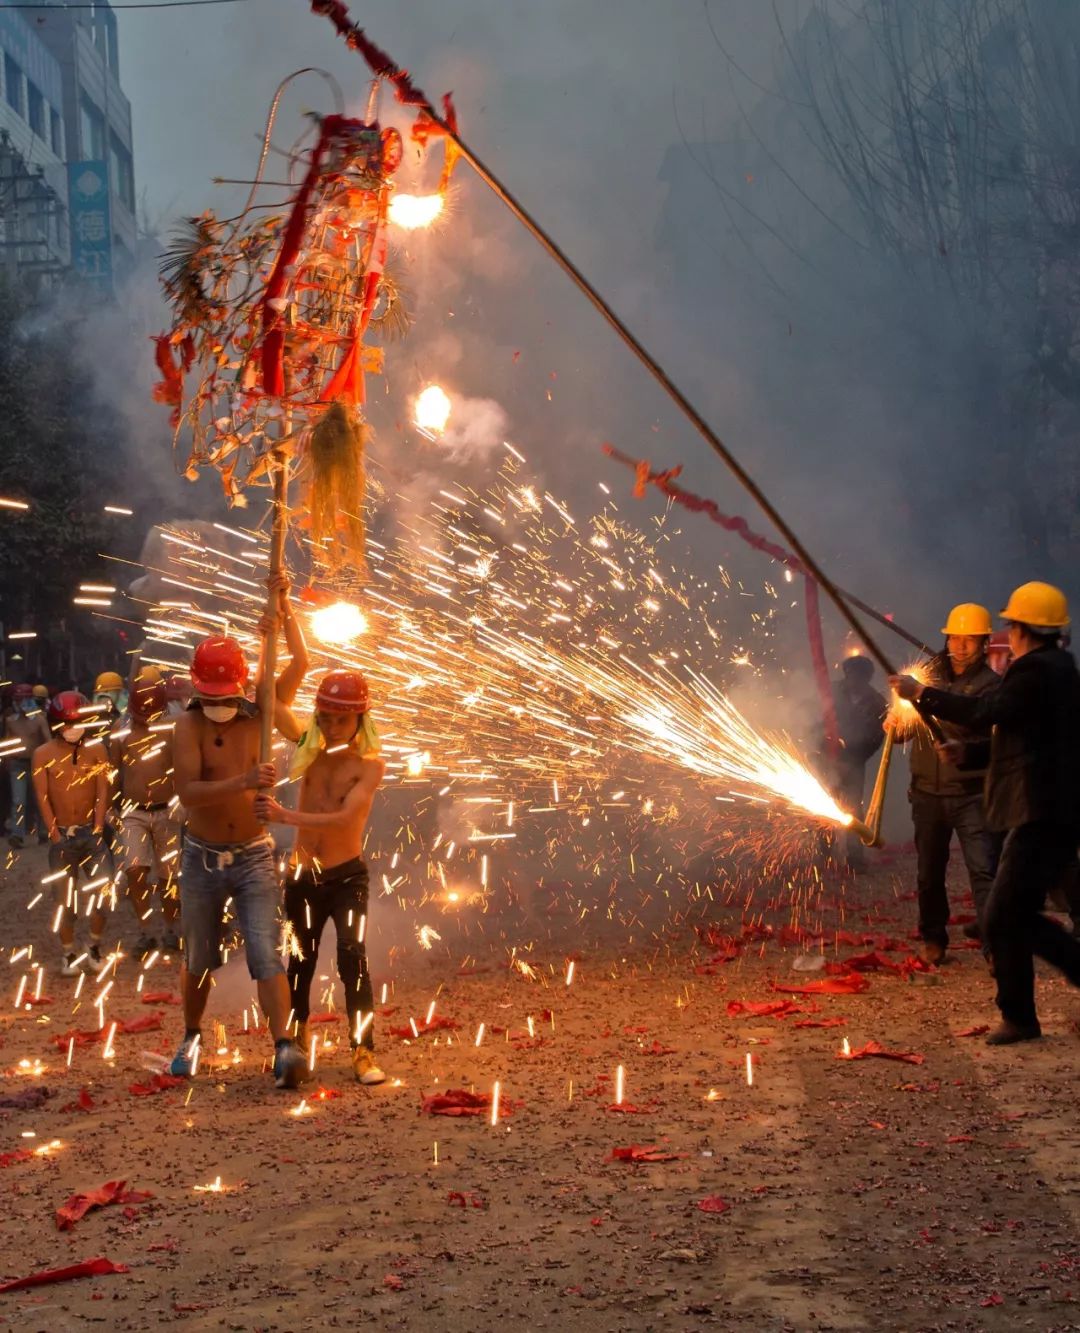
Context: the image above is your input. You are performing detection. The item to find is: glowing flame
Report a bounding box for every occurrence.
[888,660,933,739]
[388,193,444,229]
[405,751,431,778]
[417,924,441,951]
[310,601,368,646]
[414,385,451,435]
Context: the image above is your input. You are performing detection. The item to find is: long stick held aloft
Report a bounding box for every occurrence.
[307,2,899,677]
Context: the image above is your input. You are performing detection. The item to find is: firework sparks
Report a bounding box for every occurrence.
[388,193,445,229]
[310,601,368,646]
[888,660,934,739]
[414,384,451,434]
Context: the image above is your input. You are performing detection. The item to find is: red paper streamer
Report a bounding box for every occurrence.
[608,1144,682,1163]
[56,1180,153,1231]
[836,1040,925,1066]
[774,973,870,996]
[0,1256,129,1293]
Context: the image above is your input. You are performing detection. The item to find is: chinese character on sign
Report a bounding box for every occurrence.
[67,161,112,290]
[74,210,107,245]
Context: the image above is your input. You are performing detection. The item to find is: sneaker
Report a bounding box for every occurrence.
[273,1040,312,1090]
[352,1046,386,1086]
[293,1019,309,1053]
[921,940,946,966]
[134,934,157,957]
[961,922,981,941]
[82,945,104,975]
[169,1033,201,1077]
[61,953,81,977]
[161,930,180,952]
[985,1021,1041,1046]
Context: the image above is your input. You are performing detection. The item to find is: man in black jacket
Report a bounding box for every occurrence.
[892,582,1080,1045]
[910,604,1001,964]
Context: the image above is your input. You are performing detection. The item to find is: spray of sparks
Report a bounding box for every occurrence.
[887,660,934,739]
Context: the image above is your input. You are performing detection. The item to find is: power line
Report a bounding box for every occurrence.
[0,0,247,10]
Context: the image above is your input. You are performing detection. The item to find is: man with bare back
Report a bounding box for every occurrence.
[255,668,385,1084]
[169,582,311,1089]
[110,676,181,956]
[32,691,111,976]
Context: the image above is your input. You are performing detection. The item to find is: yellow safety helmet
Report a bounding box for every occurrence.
[941,603,993,637]
[1000,581,1070,629]
[94,670,124,693]
[31,684,48,699]
[135,664,163,685]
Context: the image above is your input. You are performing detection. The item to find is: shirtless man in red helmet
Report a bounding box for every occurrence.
[169,581,311,1089]
[255,667,385,1084]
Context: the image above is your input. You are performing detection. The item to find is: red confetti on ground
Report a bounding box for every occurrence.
[956,1025,990,1037]
[0,1257,129,1293]
[383,1274,405,1291]
[56,1180,154,1230]
[447,1191,487,1209]
[608,1144,683,1163]
[774,973,870,995]
[727,999,803,1019]
[140,992,180,1005]
[981,1293,1004,1307]
[793,1017,847,1029]
[420,1088,519,1119]
[697,1196,731,1214]
[128,1073,186,1097]
[0,1150,34,1168]
[389,1015,458,1039]
[59,1088,96,1113]
[837,1041,925,1066]
[308,1012,342,1025]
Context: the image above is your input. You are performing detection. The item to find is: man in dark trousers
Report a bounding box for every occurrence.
[910,603,1001,964]
[892,581,1080,1045]
[833,654,887,871]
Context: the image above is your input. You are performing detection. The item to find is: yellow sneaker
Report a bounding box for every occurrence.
[352,1046,386,1086]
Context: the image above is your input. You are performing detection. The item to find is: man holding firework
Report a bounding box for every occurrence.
[892,582,1080,1044]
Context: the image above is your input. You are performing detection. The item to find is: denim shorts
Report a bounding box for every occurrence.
[179,836,284,980]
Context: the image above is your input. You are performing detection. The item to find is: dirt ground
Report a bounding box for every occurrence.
[2,841,1080,1333]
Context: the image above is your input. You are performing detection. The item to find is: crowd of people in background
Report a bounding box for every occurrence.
[2,578,386,1092]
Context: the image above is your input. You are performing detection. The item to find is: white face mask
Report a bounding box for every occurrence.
[202,705,239,725]
[61,725,85,744]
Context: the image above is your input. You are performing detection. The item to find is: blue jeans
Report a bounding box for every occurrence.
[179,836,284,980]
[6,759,33,838]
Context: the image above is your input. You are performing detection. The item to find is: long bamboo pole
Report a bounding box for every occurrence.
[259,449,289,764]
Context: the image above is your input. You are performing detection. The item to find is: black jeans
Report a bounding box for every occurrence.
[911,789,1000,946]
[285,858,374,1050]
[986,822,1080,1026]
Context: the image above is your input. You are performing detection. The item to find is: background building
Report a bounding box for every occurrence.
[0,0,134,291]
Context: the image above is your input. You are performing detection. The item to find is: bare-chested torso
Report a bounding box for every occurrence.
[112,719,175,806]
[296,750,377,870]
[175,710,263,843]
[33,739,110,826]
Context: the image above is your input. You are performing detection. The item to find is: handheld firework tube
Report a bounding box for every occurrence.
[847,725,895,847]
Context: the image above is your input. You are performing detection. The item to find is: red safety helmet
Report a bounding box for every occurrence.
[191,636,248,698]
[129,680,168,723]
[12,683,32,700]
[48,690,90,727]
[315,669,369,714]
